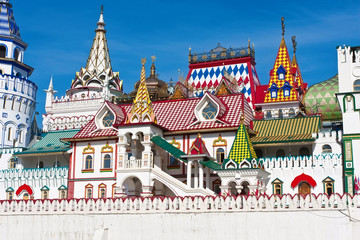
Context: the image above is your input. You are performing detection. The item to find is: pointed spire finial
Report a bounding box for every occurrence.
[281,17,285,36]
[97,5,106,31]
[291,36,297,54]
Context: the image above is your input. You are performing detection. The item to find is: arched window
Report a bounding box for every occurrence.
[7,127,12,141]
[322,144,332,154]
[85,184,93,199]
[42,190,49,199]
[240,181,250,196]
[276,149,285,158]
[18,130,23,144]
[278,109,283,119]
[216,148,225,163]
[202,102,217,120]
[85,155,93,169]
[23,192,29,200]
[9,157,17,169]
[36,161,44,168]
[15,72,21,78]
[255,149,263,158]
[289,108,295,117]
[99,184,106,198]
[213,179,221,195]
[11,97,15,110]
[299,147,310,156]
[53,161,61,167]
[7,191,13,200]
[354,79,360,91]
[60,190,67,199]
[14,48,21,61]
[3,95,7,109]
[103,154,111,169]
[0,45,6,58]
[272,178,283,195]
[102,112,114,127]
[325,182,333,195]
[266,111,272,119]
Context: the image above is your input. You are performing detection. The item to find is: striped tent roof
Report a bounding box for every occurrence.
[251,116,321,144]
[0,1,21,40]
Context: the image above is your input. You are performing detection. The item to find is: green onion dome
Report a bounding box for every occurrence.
[305,74,341,121]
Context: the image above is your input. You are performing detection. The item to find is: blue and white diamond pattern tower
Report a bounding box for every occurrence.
[0,0,37,161]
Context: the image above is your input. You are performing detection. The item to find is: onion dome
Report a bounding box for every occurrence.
[305,75,341,121]
[129,56,169,100]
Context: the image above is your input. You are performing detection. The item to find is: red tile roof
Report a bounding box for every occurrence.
[72,93,253,139]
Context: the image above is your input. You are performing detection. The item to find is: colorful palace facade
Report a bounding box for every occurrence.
[0,1,359,202]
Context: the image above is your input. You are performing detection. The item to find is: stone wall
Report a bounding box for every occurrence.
[0,194,359,240]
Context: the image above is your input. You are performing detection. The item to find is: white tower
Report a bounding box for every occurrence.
[336,45,360,195]
[0,0,37,151]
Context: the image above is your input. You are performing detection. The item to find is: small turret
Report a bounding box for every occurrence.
[45,76,57,109]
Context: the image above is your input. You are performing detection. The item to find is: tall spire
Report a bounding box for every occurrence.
[85,6,111,74]
[97,5,106,32]
[72,5,122,92]
[0,0,22,40]
[264,17,297,103]
[127,59,157,124]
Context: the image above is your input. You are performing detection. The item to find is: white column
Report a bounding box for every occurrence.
[199,164,204,189]
[194,161,199,188]
[205,167,210,189]
[187,160,192,187]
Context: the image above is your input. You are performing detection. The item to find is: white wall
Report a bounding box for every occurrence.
[0,195,359,240]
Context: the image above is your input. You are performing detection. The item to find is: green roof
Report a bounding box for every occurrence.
[15,130,80,155]
[305,74,342,121]
[151,136,188,163]
[151,136,222,170]
[252,116,321,144]
[223,124,257,167]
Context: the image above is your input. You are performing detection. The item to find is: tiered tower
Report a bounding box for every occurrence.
[0,0,37,153]
[42,7,123,132]
[336,45,360,194]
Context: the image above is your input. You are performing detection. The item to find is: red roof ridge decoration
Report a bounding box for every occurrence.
[127,58,157,124]
[188,133,210,155]
[16,184,33,196]
[291,173,317,188]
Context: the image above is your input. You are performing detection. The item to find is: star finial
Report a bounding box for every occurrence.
[141,58,146,65]
[281,17,285,36]
[292,36,297,54]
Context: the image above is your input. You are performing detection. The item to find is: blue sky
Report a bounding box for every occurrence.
[10,0,360,119]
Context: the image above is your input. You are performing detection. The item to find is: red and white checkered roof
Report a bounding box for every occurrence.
[73,93,253,139]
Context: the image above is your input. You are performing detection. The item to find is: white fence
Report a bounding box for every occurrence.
[0,193,358,215]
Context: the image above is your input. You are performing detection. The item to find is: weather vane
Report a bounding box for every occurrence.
[281,17,285,36]
[292,36,297,53]
[151,56,156,63]
[141,58,146,65]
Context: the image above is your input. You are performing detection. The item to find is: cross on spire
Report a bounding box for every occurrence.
[281,17,285,36]
[292,36,297,54]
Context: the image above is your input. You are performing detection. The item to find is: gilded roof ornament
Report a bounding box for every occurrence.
[151,56,156,63]
[292,36,297,54]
